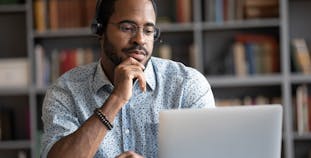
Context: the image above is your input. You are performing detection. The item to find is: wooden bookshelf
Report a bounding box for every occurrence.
[0,0,310,157]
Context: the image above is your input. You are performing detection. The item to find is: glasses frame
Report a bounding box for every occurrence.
[109,21,160,41]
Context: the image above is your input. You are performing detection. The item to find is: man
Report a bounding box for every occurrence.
[41,0,215,157]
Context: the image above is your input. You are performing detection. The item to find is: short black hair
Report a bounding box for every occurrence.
[94,0,157,35]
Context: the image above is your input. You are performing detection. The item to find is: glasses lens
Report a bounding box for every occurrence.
[143,26,156,36]
[119,22,135,33]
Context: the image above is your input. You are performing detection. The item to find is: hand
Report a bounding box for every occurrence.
[112,57,146,103]
[115,151,144,158]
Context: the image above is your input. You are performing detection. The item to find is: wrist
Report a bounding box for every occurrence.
[99,93,128,121]
[110,91,130,104]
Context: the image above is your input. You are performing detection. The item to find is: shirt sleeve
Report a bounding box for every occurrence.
[182,68,215,109]
[40,84,80,158]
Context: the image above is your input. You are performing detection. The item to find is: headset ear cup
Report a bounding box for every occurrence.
[154,27,161,41]
[91,21,103,35]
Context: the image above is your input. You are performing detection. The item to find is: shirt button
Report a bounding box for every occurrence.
[125,129,130,134]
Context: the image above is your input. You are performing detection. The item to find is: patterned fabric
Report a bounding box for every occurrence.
[41,57,215,158]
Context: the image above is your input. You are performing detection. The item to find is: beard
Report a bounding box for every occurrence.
[103,36,123,66]
[103,36,152,67]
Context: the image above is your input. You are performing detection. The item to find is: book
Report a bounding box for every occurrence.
[49,0,59,30]
[175,0,192,23]
[51,49,60,82]
[35,44,47,88]
[33,0,47,32]
[235,0,245,20]
[291,38,311,74]
[244,0,279,19]
[232,42,247,76]
[59,49,77,75]
[296,84,309,135]
[84,0,97,26]
[48,0,85,29]
[205,0,215,22]
[215,0,224,23]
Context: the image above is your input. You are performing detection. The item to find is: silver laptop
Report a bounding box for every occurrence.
[158,105,283,158]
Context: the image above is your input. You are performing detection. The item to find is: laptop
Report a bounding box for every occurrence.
[158,105,283,158]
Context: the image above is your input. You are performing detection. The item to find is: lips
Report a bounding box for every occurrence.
[127,50,146,62]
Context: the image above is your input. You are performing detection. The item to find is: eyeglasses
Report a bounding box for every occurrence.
[109,22,159,40]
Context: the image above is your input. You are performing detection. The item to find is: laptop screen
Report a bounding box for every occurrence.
[158,105,283,158]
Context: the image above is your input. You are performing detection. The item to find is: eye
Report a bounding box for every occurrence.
[119,23,135,33]
[144,26,155,35]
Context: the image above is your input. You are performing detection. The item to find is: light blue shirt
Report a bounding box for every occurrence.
[41,57,215,158]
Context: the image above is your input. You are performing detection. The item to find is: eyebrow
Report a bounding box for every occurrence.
[118,20,156,27]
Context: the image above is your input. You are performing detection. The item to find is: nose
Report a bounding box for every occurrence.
[130,29,147,46]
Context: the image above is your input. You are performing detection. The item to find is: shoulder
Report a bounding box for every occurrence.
[58,62,97,83]
[50,62,97,91]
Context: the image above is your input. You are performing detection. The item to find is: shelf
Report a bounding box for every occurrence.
[158,23,195,32]
[35,86,47,95]
[0,140,31,149]
[207,75,283,87]
[293,133,311,141]
[0,4,26,13]
[202,18,280,30]
[33,28,95,38]
[0,87,29,95]
[290,74,311,83]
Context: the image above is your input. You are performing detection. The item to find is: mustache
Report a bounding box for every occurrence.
[122,45,148,55]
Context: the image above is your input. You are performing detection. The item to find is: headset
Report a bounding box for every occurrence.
[91,0,161,42]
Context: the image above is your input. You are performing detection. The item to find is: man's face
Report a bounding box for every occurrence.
[102,0,156,66]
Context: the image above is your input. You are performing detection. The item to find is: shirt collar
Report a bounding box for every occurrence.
[92,58,156,93]
[92,60,113,94]
[144,58,156,91]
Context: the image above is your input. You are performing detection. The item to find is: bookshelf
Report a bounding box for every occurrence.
[0,0,310,157]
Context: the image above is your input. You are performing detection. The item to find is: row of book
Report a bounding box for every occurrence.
[229,34,279,76]
[294,84,311,135]
[291,38,311,74]
[216,95,282,107]
[155,43,197,68]
[35,45,99,88]
[204,0,279,23]
[33,0,96,32]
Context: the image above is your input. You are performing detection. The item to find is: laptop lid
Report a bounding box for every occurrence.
[158,105,283,158]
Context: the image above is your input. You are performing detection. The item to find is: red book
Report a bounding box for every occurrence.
[59,49,77,75]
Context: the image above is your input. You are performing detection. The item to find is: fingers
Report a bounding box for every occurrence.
[116,57,146,92]
[122,57,145,70]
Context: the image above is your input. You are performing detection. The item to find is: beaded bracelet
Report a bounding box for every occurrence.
[94,108,113,130]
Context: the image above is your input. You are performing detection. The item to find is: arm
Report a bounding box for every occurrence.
[44,58,146,158]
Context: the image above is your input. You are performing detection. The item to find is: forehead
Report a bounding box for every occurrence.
[111,0,156,24]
